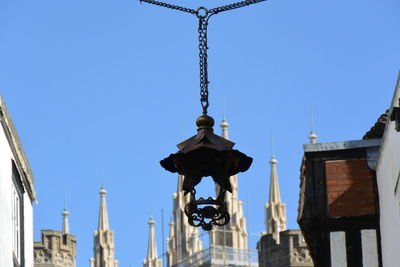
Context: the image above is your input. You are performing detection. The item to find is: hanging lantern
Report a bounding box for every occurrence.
[140,0,265,230]
[160,113,252,230]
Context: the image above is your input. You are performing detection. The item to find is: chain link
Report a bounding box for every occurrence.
[140,0,268,113]
[198,17,209,113]
[209,0,267,15]
[140,0,196,14]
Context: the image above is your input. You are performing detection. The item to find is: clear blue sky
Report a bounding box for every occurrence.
[1,0,399,266]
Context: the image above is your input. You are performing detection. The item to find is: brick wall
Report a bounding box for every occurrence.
[325,159,377,217]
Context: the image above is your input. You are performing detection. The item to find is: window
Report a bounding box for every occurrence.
[11,162,24,267]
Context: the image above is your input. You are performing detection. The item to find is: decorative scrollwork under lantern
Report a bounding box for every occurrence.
[140,0,266,230]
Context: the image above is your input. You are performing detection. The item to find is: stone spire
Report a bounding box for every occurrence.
[309,131,318,144]
[166,175,203,267]
[265,156,287,244]
[90,187,118,267]
[98,187,109,231]
[143,217,162,267]
[210,118,248,250]
[221,117,229,139]
[62,208,70,235]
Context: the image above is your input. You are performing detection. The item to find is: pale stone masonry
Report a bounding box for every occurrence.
[34,229,77,267]
[265,156,287,244]
[257,134,314,267]
[258,230,313,267]
[34,207,76,267]
[166,174,203,266]
[90,187,119,267]
[209,118,249,251]
[143,217,163,267]
[62,208,70,235]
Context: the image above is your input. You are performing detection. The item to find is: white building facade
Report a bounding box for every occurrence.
[376,75,400,267]
[0,96,36,267]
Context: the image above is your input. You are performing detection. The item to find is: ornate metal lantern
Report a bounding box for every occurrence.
[140,0,266,230]
[160,113,252,230]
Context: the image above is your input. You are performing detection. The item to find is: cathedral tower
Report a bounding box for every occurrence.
[90,187,118,267]
[34,208,76,267]
[143,217,163,267]
[166,175,203,266]
[257,147,313,266]
[166,118,257,266]
[209,118,249,250]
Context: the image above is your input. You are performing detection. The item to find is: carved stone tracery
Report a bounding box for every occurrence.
[34,230,76,267]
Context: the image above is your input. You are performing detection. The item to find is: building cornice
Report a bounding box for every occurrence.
[0,96,36,200]
[304,139,381,153]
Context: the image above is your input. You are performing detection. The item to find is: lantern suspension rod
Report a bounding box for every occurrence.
[139,0,268,114]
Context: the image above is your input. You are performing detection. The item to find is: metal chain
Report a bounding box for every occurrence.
[139,0,196,15]
[198,17,209,113]
[140,0,268,114]
[209,0,267,15]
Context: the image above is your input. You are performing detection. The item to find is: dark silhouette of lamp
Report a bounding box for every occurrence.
[160,113,252,230]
